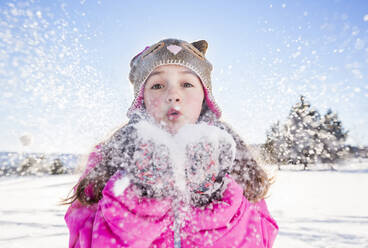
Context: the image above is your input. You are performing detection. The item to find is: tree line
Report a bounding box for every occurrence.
[262,95,350,170]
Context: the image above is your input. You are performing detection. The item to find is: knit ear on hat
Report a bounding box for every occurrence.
[191,40,208,55]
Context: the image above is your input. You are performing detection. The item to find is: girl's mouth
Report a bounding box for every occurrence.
[167,108,181,121]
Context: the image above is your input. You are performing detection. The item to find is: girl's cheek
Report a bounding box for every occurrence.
[146,97,164,120]
[190,95,204,110]
[147,97,161,108]
[152,98,161,108]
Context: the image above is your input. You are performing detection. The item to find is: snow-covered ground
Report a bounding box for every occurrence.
[0,159,367,248]
[267,159,368,248]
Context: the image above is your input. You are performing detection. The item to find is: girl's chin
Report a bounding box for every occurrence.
[166,124,181,134]
[165,121,186,134]
[155,117,192,134]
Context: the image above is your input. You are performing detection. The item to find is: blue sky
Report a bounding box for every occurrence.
[0,0,367,153]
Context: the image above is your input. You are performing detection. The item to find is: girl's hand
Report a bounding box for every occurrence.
[133,140,173,185]
[128,118,236,204]
[184,127,236,206]
[129,121,175,197]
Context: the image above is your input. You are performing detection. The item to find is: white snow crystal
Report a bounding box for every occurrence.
[355,38,365,50]
[351,69,363,79]
[363,14,368,22]
[352,26,360,36]
[113,176,130,196]
[36,10,42,18]
[19,134,33,146]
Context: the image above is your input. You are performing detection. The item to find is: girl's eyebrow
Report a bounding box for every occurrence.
[146,71,162,82]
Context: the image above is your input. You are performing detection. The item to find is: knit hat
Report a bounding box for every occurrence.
[127,38,222,119]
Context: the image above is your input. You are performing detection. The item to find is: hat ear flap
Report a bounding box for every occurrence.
[191,40,208,55]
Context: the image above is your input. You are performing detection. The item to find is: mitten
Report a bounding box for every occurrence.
[179,124,236,206]
[129,120,175,198]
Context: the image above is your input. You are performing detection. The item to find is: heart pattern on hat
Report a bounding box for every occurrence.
[167,44,182,55]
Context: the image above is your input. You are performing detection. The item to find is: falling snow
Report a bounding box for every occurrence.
[1,0,368,247]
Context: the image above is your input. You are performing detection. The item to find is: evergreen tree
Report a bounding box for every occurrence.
[263,96,350,169]
[264,121,284,165]
[318,109,348,163]
[284,96,322,169]
[50,158,66,175]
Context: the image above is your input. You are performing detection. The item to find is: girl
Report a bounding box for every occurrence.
[63,38,278,248]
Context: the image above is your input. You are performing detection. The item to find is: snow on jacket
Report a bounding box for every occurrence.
[65,145,278,248]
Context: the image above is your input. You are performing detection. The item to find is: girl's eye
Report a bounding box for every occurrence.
[151,83,163,89]
[183,82,194,88]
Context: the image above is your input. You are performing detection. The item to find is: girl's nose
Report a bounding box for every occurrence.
[166,87,181,103]
[167,95,180,103]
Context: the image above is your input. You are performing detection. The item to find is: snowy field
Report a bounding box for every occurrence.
[0,159,367,248]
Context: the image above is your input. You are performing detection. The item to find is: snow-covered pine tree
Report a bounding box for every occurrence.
[263,121,290,168]
[264,121,282,164]
[285,96,322,169]
[50,158,67,175]
[318,109,348,164]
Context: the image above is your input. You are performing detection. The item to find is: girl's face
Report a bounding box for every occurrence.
[143,64,204,134]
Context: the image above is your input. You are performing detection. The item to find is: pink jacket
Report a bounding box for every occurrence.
[65,146,278,248]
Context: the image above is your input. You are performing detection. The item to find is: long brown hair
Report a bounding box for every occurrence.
[61,123,129,206]
[62,110,272,206]
[220,121,273,202]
